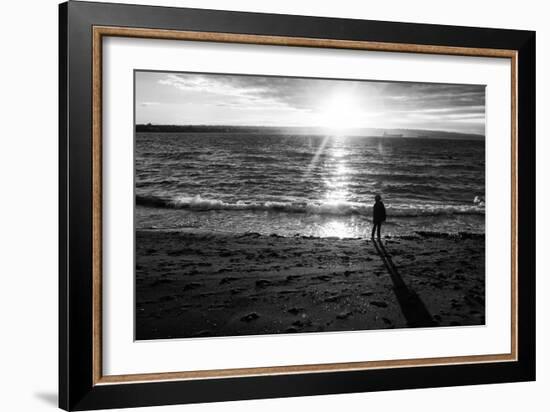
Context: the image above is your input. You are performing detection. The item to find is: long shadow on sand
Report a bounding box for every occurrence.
[372,239,436,328]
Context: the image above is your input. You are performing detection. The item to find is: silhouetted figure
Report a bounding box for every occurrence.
[371,194,386,239]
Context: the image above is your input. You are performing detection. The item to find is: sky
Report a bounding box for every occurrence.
[135,71,486,135]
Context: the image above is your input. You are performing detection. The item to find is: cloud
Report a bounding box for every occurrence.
[157,73,297,110]
[136,71,486,134]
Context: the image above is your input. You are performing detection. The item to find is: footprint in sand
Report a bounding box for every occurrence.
[336,311,352,320]
[255,279,271,288]
[219,276,238,285]
[183,282,202,291]
[287,307,304,315]
[370,301,388,308]
[240,312,260,322]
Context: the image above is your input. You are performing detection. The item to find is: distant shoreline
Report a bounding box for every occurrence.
[135,124,485,141]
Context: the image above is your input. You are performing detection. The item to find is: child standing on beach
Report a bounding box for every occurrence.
[371,194,386,239]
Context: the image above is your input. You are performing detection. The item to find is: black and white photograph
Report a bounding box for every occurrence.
[134,71,486,340]
[1,0,542,410]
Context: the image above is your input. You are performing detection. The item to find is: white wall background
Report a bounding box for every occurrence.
[0,0,546,411]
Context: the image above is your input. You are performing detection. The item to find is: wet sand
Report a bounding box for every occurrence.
[135,230,485,340]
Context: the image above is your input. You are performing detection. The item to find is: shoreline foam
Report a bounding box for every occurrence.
[136,194,485,217]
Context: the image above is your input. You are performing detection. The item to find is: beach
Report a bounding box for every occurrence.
[136,230,485,340]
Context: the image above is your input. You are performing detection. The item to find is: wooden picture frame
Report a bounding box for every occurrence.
[59,1,535,410]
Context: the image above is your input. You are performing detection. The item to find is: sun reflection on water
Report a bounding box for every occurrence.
[318,220,354,238]
[325,147,350,201]
[319,142,358,238]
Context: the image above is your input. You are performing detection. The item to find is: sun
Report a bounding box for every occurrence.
[316,91,366,134]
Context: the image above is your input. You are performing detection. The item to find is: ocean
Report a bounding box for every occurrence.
[135,132,485,238]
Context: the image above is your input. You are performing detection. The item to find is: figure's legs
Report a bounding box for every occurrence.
[371,223,376,238]
[376,222,381,239]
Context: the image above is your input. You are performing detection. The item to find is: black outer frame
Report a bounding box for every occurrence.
[59,1,535,410]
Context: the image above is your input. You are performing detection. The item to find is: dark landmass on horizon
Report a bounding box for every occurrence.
[135,124,484,141]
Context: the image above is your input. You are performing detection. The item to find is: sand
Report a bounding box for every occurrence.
[135,230,485,340]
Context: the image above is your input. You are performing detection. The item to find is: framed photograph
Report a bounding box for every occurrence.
[59,1,536,410]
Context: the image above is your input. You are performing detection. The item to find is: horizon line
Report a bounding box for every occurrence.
[135,123,485,138]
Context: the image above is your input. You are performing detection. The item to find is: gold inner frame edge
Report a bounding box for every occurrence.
[91,25,518,386]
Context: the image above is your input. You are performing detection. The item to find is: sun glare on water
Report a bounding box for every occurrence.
[307,90,368,239]
[316,141,358,238]
[319,220,354,238]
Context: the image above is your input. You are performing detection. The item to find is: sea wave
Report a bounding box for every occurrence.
[136,194,485,217]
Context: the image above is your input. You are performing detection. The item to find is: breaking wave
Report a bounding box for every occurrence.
[136,194,485,217]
